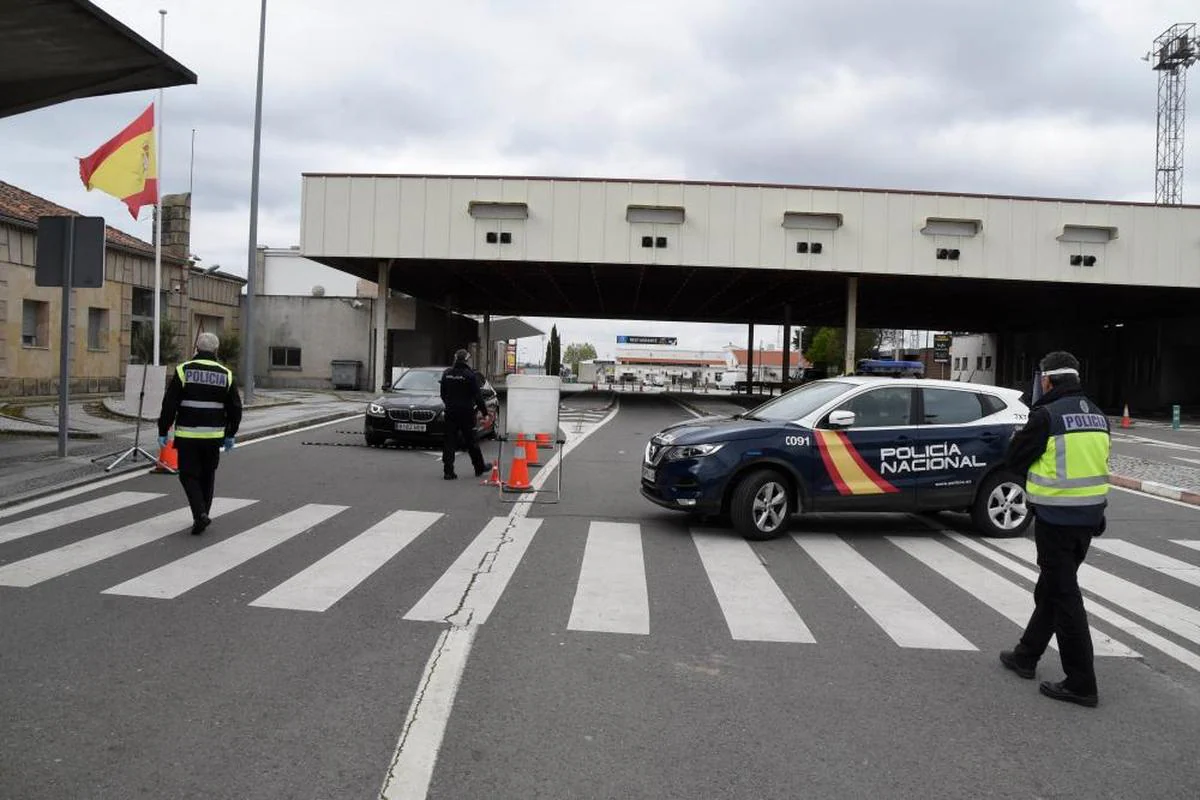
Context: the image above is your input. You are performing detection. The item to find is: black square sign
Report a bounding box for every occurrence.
[35,216,106,288]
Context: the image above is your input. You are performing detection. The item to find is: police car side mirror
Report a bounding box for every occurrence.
[828,410,856,429]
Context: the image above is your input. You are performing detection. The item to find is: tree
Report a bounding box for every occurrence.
[803,327,885,372]
[543,325,562,375]
[131,317,183,365]
[790,326,816,355]
[563,342,597,376]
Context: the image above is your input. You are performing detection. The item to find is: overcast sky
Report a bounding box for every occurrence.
[5,0,1198,361]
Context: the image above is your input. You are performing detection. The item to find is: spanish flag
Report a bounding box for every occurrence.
[78,103,158,220]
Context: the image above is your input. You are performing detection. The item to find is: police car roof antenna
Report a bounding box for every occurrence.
[91,362,168,473]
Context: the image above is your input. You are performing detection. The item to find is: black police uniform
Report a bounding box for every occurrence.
[1001,381,1106,703]
[158,351,243,533]
[439,357,489,479]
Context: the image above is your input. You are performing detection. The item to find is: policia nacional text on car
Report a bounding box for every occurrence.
[439,349,493,480]
[158,333,243,536]
[999,351,1110,708]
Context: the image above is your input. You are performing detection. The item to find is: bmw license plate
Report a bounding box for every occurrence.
[395,423,427,432]
[641,465,656,482]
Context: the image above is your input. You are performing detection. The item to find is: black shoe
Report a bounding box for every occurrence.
[474,462,492,478]
[1000,650,1036,679]
[1039,680,1098,708]
[191,515,211,536]
[443,473,457,480]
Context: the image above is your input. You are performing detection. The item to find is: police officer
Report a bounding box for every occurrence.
[158,332,243,535]
[1000,351,1109,707]
[439,348,492,480]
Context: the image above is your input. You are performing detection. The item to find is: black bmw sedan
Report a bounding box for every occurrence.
[364,367,500,447]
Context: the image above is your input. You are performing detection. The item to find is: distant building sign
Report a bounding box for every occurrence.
[505,342,517,372]
[933,334,952,364]
[617,335,677,346]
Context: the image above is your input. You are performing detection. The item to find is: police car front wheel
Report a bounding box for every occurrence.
[972,471,1031,537]
[731,470,793,541]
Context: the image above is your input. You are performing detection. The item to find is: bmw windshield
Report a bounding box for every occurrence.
[392,369,442,392]
[742,380,853,422]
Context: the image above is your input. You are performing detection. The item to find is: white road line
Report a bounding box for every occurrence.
[250,510,443,612]
[102,503,346,600]
[1090,539,1200,589]
[796,533,976,650]
[382,400,621,800]
[986,537,1200,649]
[380,626,476,800]
[0,491,163,545]
[0,498,257,587]
[1173,540,1200,553]
[947,531,1200,673]
[1172,456,1200,466]
[888,535,1137,658]
[568,522,649,635]
[402,517,543,626]
[692,531,814,643]
[1109,484,1200,511]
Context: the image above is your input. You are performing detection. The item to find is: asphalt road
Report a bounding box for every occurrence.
[2,393,1199,800]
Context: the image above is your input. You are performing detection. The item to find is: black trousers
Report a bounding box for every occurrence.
[442,408,485,476]
[175,439,221,521]
[1016,518,1098,695]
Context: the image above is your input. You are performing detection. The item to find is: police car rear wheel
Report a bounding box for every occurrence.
[731,470,792,541]
[972,472,1030,537]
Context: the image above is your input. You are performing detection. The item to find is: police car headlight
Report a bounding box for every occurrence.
[666,443,724,461]
[368,403,386,417]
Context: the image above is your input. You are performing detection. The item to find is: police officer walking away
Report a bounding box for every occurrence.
[439,348,492,480]
[158,332,243,535]
[1000,351,1110,707]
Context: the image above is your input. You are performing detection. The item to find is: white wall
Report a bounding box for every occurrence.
[262,249,361,297]
[950,334,997,385]
[301,176,1200,289]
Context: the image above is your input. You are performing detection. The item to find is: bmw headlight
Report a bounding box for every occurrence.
[368,403,386,417]
[666,443,724,461]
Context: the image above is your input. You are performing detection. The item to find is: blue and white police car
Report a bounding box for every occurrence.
[641,377,1031,540]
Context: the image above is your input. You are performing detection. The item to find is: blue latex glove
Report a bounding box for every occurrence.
[158,435,168,449]
[223,437,235,453]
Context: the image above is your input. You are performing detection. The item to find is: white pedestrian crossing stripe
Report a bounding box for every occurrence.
[0,492,163,545]
[1091,538,1200,589]
[797,534,975,651]
[692,530,815,643]
[5,495,1200,671]
[103,504,347,600]
[0,498,257,587]
[568,522,650,635]
[250,509,443,612]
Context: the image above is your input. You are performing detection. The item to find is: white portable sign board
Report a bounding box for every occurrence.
[505,374,561,438]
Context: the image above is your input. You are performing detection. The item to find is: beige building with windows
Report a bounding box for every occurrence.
[0,181,243,397]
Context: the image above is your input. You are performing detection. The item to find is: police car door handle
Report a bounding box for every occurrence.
[980,432,1001,441]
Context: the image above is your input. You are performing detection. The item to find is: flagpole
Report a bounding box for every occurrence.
[153,8,166,368]
[244,0,268,405]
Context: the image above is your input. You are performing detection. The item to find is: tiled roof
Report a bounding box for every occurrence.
[0,179,181,262]
[728,349,811,369]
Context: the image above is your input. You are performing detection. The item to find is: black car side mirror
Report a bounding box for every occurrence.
[381,383,390,391]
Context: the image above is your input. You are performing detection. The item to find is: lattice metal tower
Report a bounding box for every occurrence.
[1149,23,1198,205]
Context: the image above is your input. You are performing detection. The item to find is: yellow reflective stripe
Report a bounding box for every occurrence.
[1065,430,1110,478]
[175,426,226,439]
[1028,427,1109,502]
[1027,473,1109,489]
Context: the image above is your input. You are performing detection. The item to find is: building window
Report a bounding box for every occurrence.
[984,355,993,370]
[977,356,984,370]
[88,307,110,351]
[270,346,301,369]
[22,300,49,347]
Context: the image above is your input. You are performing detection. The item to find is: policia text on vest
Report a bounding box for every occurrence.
[158,346,243,536]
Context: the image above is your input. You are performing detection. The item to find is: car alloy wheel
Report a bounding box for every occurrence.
[753,481,788,533]
[986,481,1028,531]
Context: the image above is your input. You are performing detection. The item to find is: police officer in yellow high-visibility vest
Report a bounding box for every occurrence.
[1000,351,1109,708]
[158,332,243,535]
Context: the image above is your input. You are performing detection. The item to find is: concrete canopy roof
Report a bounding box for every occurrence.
[0,0,197,119]
[485,316,544,341]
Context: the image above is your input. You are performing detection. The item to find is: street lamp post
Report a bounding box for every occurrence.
[243,0,267,404]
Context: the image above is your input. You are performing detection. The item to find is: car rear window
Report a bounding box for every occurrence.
[979,393,1007,416]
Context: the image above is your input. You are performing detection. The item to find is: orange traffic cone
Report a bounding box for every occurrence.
[524,437,541,466]
[480,462,502,486]
[503,445,532,492]
[153,436,178,473]
[1121,403,1132,429]
[535,432,553,450]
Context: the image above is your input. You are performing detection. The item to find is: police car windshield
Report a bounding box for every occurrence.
[392,370,441,392]
[745,381,853,422]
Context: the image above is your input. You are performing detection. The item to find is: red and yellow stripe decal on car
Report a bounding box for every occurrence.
[814,430,900,495]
